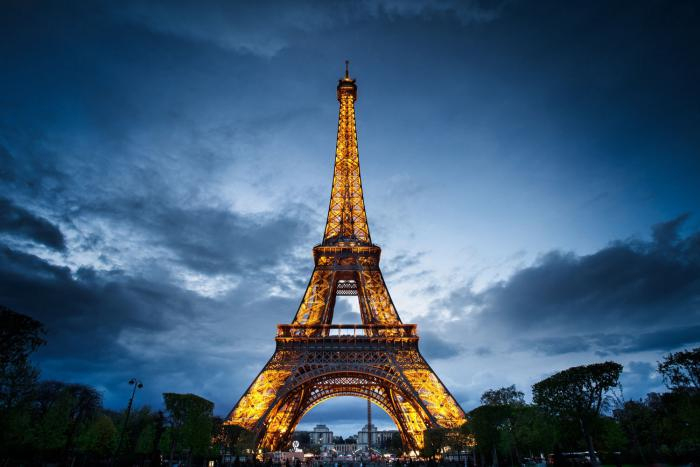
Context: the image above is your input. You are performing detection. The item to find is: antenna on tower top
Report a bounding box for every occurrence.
[345,60,349,78]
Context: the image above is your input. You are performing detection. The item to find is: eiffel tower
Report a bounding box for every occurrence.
[225,62,466,452]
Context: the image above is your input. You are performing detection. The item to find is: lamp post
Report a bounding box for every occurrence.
[113,378,143,465]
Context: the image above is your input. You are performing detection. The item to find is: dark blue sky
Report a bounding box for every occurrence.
[1,0,699,435]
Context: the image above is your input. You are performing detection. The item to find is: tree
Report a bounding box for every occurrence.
[221,424,255,456]
[33,386,73,457]
[62,383,102,455]
[163,393,214,467]
[614,400,656,463]
[29,381,102,462]
[422,427,448,459]
[78,414,117,458]
[0,306,45,419]
[127,406,160,460]
[533,361,623,467]
[151,410,166,466]
[658,347,700,390]
[385,432,404,455]
[468,404,510,467]
[480,385,525,407]
[480,385,526,465]
[510,405,558,457]
[0,307,46,461]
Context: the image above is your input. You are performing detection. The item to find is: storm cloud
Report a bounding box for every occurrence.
[439,215,700,356]
[1,0,699,433]
[0,198,66,251]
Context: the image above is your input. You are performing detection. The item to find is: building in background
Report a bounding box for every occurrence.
[356,424,399,450]
[310,424,334,446]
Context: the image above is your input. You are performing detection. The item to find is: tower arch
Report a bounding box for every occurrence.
[256,370,431,451]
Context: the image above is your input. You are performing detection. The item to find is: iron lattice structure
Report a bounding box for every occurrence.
[225,64,466,452]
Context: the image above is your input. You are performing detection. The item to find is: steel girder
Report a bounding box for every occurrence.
[224,66,465,454]
[225,338,465,452]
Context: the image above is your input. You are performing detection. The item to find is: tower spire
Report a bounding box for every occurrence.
[323,62,370,244]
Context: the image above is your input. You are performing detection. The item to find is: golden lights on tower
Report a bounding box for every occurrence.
[225,63,466,452]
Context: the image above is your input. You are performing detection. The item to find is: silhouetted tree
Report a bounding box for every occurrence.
[614,399,656,463]
[658,347,700,390]
[63,383,102,457]
[77,414,117,459]
[163,392,214,466]
[480,385,525,407]
[533,361,623,467]
[28,381,102,462]
[422,427,448,459]
[468,404,508,467]
[221,424,255,456]
[479,385,527,464]
[0,306,46,458]
[386,432,404,455]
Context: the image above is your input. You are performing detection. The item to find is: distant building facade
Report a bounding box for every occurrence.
[357,424,399,449]
[328,444,357,455]
[296,423,397,453]
[310,424,334,446]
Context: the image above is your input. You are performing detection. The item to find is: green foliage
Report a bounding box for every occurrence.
[596,416,626,454]
[33,388,72,452]
[532,361,623,421]
[1,307,698,466]
[124,406,158,455]
[481,385,525,407]
[421,427,448,458]
[658,347,700,390]
[612,390,700,464]
[533,362,623,466]
[0,307,46,457]
[385,431,404,454]
[472,385,558,466]
[510,405,558,455]
[0,307,45,416]
[614,399,656,463]
[163,392,215,459]
[31,381,102,455]
[135,420,156,454]
[468,404,508,461]
[220,424,255,455]
[0,307,46,377]
[78,414,117,456]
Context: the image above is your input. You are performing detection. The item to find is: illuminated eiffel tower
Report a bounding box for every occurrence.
[225,63,465,452]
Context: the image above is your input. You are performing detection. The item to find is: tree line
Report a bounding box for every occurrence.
[422,354,699,466]
[0,306,254,466]
[2,305,699,465]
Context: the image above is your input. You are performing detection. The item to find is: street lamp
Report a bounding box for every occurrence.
[113,378,144,465]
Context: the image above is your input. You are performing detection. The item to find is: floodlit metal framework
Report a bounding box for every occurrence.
[225,63,466,452]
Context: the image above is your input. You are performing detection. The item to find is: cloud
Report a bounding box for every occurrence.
[117,0,505,57]
[620,361,663,401]
[0,241,302,412]
[438,214,700,356]
[0,197,66,251]
[419,330,462,360]
[80,196,315,276]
